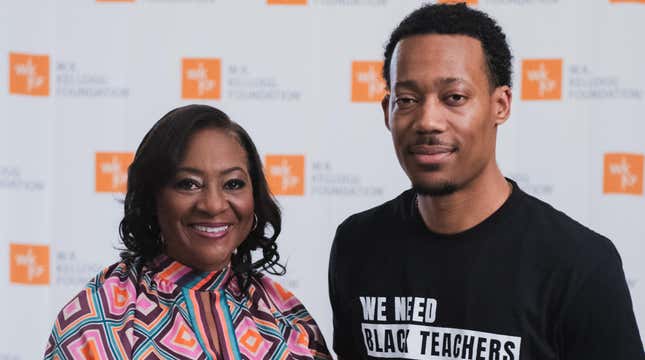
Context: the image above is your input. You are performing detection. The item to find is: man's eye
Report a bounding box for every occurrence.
[224,179,246,190]
[446,94,467,104]
[174,179,200,191]
[395,97,417,107]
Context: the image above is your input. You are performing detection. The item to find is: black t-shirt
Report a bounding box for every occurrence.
[329,181,644,359]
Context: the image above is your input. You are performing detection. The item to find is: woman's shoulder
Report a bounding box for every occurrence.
[53,260,143,329]
[253,274,304,310]
[45,259,145,358]
[249,274,320,327]
[85,259,145,296]
[247,274,332,358]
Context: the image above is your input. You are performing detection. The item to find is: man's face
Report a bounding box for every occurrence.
[383,34,511,196]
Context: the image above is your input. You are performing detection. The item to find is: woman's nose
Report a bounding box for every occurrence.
[195,187,228,215]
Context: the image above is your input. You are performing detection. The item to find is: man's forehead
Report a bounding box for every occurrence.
[389,34,489,87]
[393,77,470,91]
[393,33,485,58]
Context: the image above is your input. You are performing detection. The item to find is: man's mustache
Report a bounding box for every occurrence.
[411,136,457,149]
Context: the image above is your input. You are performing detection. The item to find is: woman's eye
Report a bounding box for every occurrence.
[224,179,246,190]
[174,179,200,191]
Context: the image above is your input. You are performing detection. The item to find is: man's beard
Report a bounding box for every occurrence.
[409,165,459,196]
[405,135,459,197]
[412,181,458,197]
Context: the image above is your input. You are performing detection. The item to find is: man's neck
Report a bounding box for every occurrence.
[417,168,511,235]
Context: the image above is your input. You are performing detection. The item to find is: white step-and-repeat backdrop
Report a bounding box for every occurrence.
[1,0,644,358]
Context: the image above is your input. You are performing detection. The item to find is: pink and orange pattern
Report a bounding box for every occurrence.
[45,256,331,359]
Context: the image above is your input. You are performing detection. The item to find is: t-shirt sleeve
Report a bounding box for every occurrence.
[328,221,360,358]
[560,243,644,359]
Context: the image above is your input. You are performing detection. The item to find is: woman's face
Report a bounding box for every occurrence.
[156,127,254,272]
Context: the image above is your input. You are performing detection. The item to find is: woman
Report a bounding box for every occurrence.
[45,105,331,359]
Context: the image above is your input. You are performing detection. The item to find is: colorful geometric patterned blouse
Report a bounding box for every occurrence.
[44,255,331,359]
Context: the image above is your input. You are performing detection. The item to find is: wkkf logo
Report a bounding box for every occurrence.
[352,61,386,103]
[10,243,50,285]
[521,59,563,101]
[267,0,307,4]
[95,152,134,193]
[9,52,50,96]
[265,155,305,196]
[603,153,643,195]
[182,58,221,100]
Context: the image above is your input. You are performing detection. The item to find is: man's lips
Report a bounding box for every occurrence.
[408,144,456,155]
[407,144,456,165]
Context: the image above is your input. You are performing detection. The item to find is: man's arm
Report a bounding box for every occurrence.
[560,244,644,359]
[328,222,360,359]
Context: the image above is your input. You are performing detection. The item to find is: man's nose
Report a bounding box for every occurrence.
[413,98,447,133]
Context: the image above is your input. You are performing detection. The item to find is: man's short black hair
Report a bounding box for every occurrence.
[383,3,512,89]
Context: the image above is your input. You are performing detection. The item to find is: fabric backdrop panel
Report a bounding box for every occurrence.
[2,1,644,359]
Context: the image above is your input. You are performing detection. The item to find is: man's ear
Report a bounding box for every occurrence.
[492,85,512,126]
[382,94,391,131]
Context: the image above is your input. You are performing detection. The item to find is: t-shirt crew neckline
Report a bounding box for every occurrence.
[410,178,522,241]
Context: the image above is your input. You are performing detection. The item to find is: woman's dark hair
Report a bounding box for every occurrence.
[119,104,284,289]
[383,3,513,90]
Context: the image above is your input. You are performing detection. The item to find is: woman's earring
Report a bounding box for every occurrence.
[251,213,258,231]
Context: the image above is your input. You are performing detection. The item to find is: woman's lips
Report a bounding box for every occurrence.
[189,223,231,239]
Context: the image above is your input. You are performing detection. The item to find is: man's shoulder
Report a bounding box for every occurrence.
[513,189,642,359]
[336,188,414,235]
[517,188,618,265]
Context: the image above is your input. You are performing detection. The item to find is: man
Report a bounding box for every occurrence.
[328,3,643,360]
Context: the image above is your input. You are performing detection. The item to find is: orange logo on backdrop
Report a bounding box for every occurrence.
[9,52,50,96]
[265,155,305,196]
[351,61,387,103]
[182,58,221,100]
[95,152,134,193]
[10,243,50,285]
[603,153,644,195]
[437,0,478,5]
[267,0,307,4]
[610,0,645,3]
[521,59,563,100]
